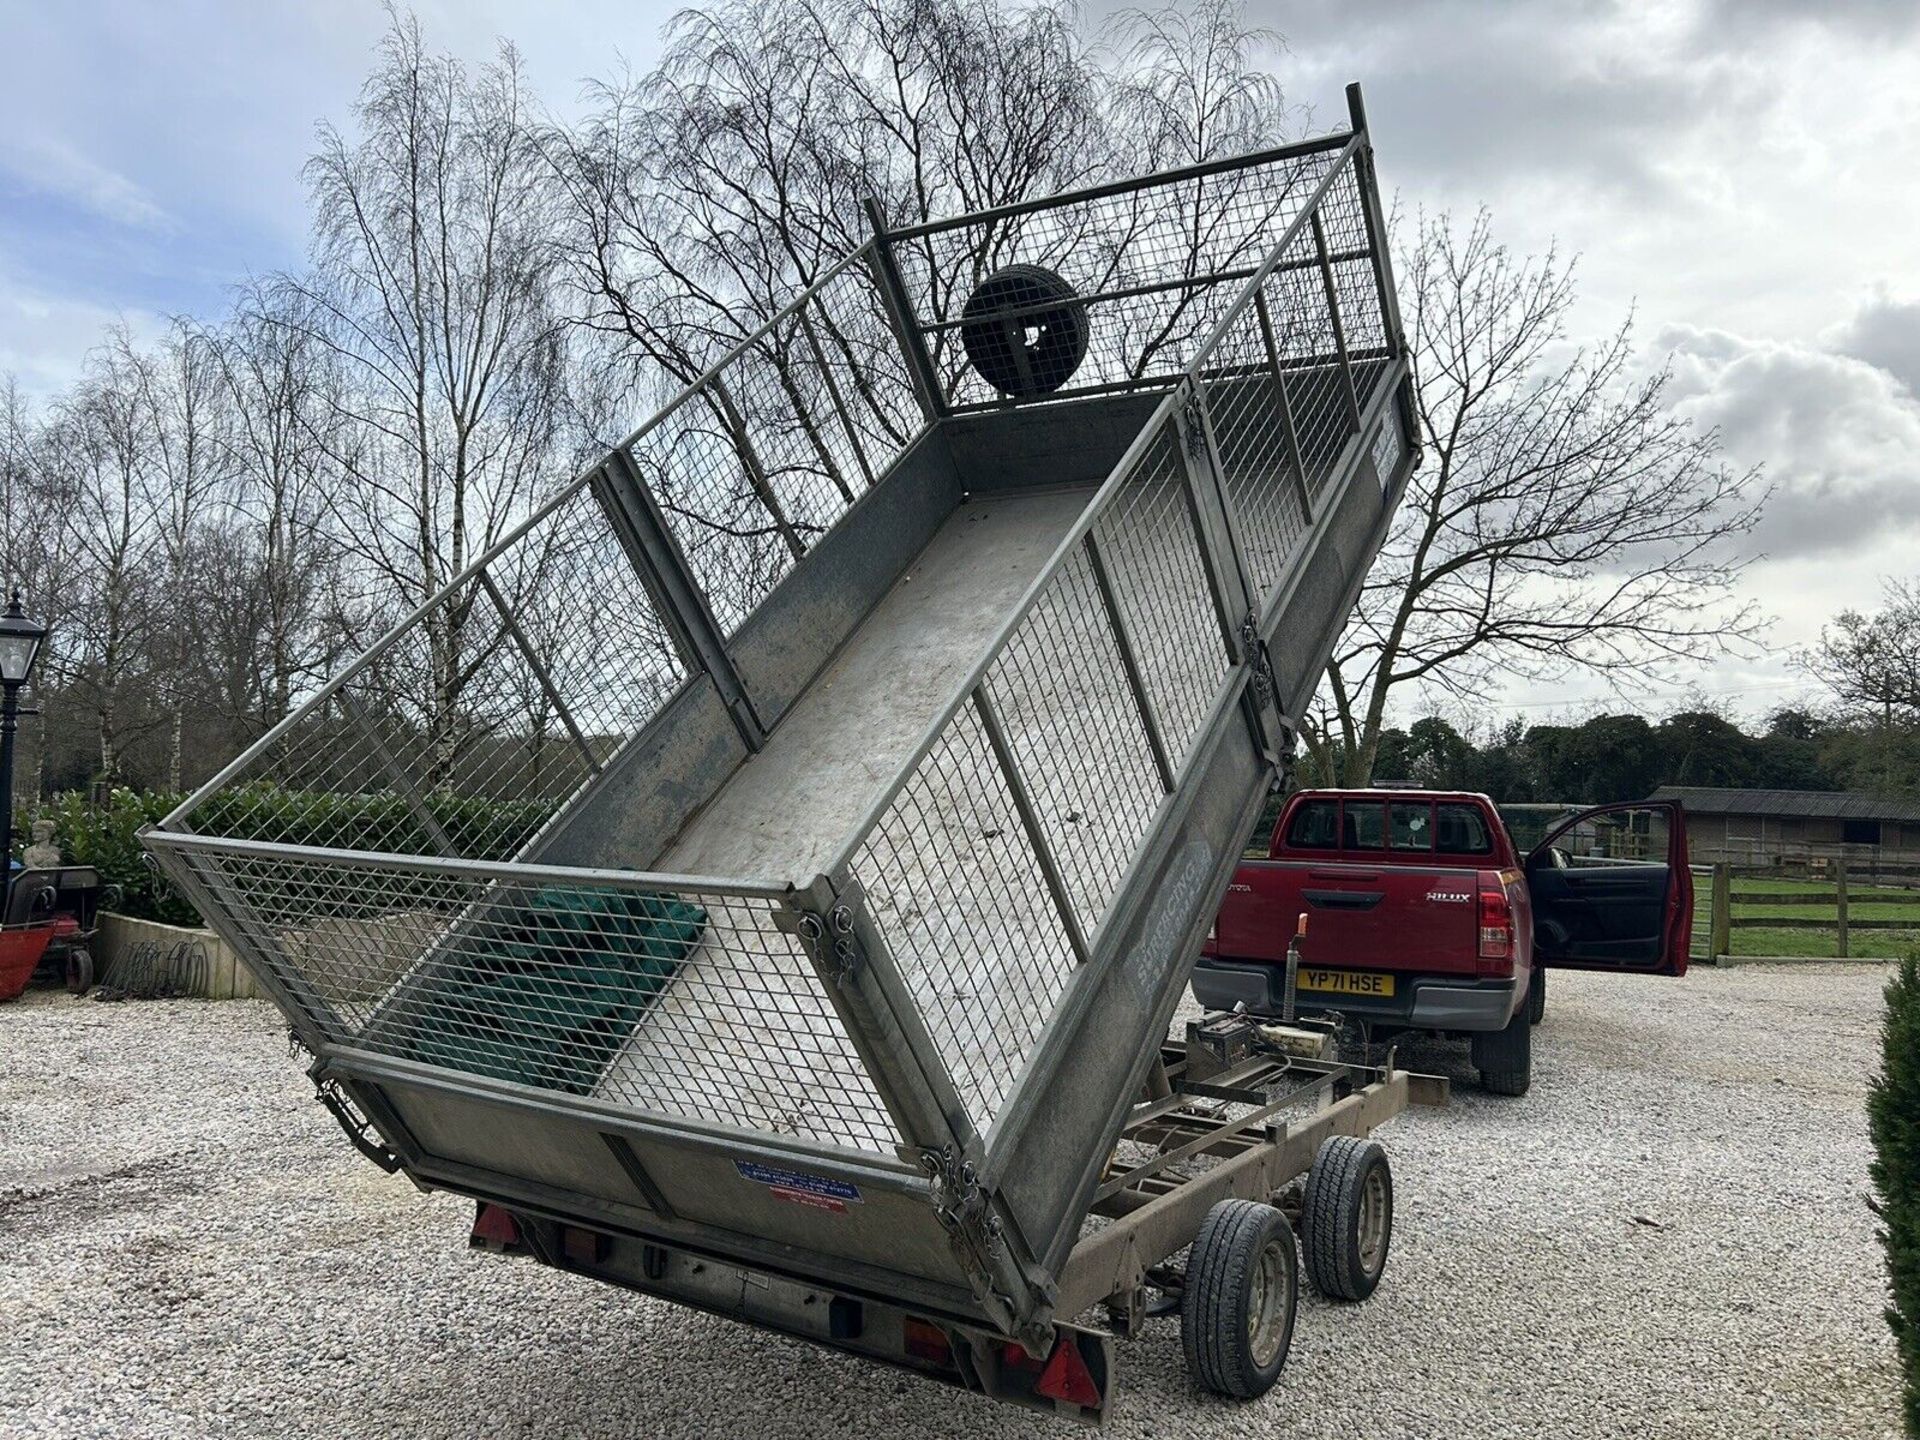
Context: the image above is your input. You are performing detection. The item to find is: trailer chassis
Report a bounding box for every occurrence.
[462,1012,1445,1425]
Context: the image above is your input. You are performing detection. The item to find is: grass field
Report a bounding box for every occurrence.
[1732,925,1920,960]
[1733,876,1920,900]
[1725,875,1920,959]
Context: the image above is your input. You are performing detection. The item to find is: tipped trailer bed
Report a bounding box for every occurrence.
[145,85,1436,1423]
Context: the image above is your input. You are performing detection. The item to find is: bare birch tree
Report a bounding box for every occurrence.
[1300,210,1767,785]
[54,353,169,781]
[113,319,232,788]
[277,17,570,784]
[212,285,350,730]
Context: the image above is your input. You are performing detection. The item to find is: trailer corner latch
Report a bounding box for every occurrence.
[797,906,862,986]
[1180,390,1210,461]
[1239,611,1275,703]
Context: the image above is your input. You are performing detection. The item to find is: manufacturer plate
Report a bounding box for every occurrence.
[734,1161,863,1214]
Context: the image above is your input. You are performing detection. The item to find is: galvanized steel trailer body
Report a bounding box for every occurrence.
[144,84,1429,1421]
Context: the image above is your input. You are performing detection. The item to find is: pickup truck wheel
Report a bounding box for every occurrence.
[1300,1135,1393,1301]
[1181,1198,1298,1399]
[1526,965,1546,1025]
[1472,1009,1533,1096]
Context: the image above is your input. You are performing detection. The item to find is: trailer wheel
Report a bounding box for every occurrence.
[1300,1135,1393,1301]
[1180,1198,1298,1399]
[66,948,94,996]
[1472,1008,1532,1096]
[1526,965,1546,1025]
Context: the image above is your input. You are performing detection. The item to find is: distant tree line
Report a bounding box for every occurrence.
[1334,703,1920,805]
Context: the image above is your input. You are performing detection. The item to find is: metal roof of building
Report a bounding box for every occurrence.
[1648,786,1920,822]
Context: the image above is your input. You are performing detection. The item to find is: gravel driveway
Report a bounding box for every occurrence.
[0,963,1902,1439]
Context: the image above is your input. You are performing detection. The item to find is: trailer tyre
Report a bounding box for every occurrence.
[1526,965,1546,1025]
[1300,1135,1393,1301]
[1472,1007,1533,1096]
[960,264,1089,396]
[1180,1198,1298,1399]
[66,948,94,996]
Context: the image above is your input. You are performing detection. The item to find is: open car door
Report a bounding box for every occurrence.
[1526,801,1690,976]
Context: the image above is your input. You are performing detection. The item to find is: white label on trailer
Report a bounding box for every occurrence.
[1371,418,1403,491]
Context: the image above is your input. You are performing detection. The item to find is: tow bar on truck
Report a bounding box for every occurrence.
[144,83,1435,1423]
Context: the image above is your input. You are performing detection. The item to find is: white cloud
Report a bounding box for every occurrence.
[1828,291,1920,396]
[3,137,174,232]
[0,263,163,394]
[1661,322,1920,559]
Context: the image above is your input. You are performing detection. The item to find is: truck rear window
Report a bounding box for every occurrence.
[1389,801,1432,850]
[1436,802,1493,855]
[1282,797,1496,857]
[1343,803,1385,850]
[1286,800,1339,849]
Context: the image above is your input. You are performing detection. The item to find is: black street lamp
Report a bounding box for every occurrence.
[0,590,47,878]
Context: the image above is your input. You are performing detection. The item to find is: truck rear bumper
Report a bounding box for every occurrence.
[1190,956,1517,1033]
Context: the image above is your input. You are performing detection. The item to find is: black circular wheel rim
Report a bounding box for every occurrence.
[960,264,1089,397]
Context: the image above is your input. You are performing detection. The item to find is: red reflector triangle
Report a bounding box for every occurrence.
[470,1204,519,1247]
[1035,1338,1101,1409]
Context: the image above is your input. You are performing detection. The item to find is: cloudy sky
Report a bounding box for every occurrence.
[3,0,1915,725]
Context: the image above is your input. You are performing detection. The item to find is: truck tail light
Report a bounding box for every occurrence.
[1477,878,1514,976]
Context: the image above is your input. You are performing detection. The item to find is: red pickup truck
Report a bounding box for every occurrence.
[1194,789,1690,1096]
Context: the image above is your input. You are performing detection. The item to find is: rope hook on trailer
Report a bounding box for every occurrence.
[314,1076,402,1174]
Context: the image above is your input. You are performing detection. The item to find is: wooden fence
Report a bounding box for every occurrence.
[1690,861,1916,961]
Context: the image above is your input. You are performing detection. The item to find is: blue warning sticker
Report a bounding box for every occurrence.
[734,1161,864,1213]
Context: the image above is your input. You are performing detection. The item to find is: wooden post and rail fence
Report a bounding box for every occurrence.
[1687,858,1913,962]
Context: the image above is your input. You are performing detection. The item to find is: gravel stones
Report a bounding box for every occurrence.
[0,964,1903,1438]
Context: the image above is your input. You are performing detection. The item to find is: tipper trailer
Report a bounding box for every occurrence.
[143,84,1442,1423]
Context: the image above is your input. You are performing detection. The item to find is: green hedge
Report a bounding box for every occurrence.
[1871,952,1920,1437]
[19,788,551,927]
[22,791,200,926]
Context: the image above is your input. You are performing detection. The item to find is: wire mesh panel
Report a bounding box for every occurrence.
[1088,422,1233,768]
[980,544,1164,937]
[889,140,1352,409]
[843,413,1237,1137]
[835,139,1401,1144]
[848,703,1083,1134]
[159,839,902,1154]
[633,266,921,637]
[174,481,687,862]
[164,249,922,863]
[1196,308,1314,608]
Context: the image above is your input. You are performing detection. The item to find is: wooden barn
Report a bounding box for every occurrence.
[1650,786,1920,876]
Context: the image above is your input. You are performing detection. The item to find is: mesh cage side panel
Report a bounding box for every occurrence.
[181,483,688,862]
[170,260,923,865]
[849,705,1079,1134]
[178,846,901,1154]
[1088,424,1231,769]
[898,147,1343,408]
[639,272,924,637]
[982,544,1163,938]
[1198,306,1312,606]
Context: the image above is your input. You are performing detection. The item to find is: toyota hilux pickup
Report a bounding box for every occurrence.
[1192,789,1690,1095]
